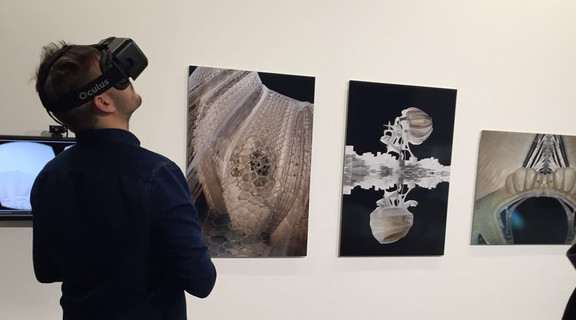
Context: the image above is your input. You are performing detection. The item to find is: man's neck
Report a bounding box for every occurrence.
[94,116,130,131]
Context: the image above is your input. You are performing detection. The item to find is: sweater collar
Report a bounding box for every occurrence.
[75,129,140,146]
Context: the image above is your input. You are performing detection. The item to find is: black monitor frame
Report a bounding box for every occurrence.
[0,135,75,221]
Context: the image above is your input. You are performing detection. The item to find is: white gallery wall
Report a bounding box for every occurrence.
[1,1,575,319]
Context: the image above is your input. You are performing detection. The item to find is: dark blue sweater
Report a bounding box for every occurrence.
[31,129,216,320]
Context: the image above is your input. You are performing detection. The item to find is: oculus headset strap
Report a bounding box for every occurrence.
[38,37,147,113]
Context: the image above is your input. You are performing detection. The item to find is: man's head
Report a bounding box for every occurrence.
[35,39,145,133]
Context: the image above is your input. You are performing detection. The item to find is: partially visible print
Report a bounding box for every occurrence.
[186,66,314,257]
[472,130,576,245]
[340,81,456,256]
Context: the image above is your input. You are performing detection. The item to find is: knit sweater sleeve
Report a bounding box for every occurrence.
[149,161,216,298]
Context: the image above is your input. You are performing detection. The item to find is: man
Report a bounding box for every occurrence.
[564,244,576,319]
[31,38,216,320]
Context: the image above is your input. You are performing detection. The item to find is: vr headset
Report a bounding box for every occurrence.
[39,37,148,112]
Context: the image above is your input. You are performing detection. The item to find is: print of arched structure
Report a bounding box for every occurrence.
[472,131,576,245]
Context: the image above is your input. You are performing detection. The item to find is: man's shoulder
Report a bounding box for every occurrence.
[42,143,179,177]
[124,146,187,181]
[135,146,178,168]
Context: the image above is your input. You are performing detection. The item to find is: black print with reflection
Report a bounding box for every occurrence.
[340,81,456,256]
[472,130,576,245]
[187,66,314,257]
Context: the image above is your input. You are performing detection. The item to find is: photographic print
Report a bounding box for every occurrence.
[340,81,456,256]
[186,66,314,257]
[472,130,576,245]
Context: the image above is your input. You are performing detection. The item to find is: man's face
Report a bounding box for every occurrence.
[110,82,142,119]
[90,58,142,119]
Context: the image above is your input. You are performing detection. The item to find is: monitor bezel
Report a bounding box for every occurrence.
[0,135,76,221]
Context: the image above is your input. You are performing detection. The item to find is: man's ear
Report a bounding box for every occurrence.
[92,93,115,114]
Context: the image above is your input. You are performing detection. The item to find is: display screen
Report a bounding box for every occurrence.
[0,136,75,220]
